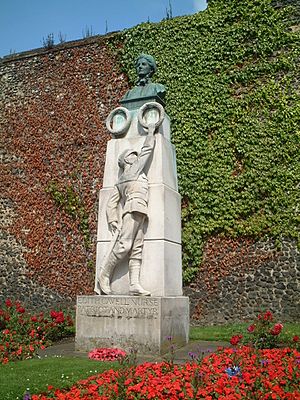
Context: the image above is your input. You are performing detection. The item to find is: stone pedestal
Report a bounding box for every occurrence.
[75,295,189,354]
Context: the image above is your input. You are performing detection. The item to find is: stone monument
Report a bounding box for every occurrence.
[76,54,189,354]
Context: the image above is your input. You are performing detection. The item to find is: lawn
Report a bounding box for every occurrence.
[0,357,119,400]
[189,322,300,342]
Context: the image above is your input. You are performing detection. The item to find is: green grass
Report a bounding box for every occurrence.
[1,323,299,399]
[190,323,248,342]
[190,323,300,342]
[0,356,119,400]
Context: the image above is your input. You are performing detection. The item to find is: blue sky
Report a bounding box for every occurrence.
[0,0,207,58]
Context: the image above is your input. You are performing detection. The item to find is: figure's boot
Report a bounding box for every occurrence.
[129,259,151,296]
[98,251,118,295]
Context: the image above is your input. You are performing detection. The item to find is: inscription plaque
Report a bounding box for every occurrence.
[77,296,159,319]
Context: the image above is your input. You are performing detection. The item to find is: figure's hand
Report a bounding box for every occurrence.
[148,123,155,136]
[109,221,119,234]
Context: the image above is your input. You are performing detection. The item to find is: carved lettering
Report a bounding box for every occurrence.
[77,297,159,319]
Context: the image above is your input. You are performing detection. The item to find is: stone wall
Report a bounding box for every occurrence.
[185,237,299,324]
[0,198,73,309]
[1,33,299,322]
[0,35,129,310]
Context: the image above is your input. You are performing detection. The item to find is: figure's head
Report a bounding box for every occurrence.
[135,54,157,79]
[118,149,138,169]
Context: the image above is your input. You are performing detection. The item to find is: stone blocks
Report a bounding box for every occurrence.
[95,239,182,296]
[76,295,189,354]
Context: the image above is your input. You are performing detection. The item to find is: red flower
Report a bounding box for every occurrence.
[0,303,74,364]
[292,335,299,343]
[50,310,58,319]
[29,329,36,338]
[54,311,65,324]
[50,310,65,323]
[263,310,273,321]
[247,324,255,333]
[230,335,243,346]
[88,347,126,361]
[5,299,12,308]
[270,323,283,336]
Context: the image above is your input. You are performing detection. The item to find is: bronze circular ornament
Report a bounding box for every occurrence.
[106,107,132,137]
[138,102,165,131]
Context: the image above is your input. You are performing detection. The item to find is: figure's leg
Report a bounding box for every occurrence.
[128,213,150,296]
[99,212,140,295]
[129,259,150,296]
[98,250,119,295]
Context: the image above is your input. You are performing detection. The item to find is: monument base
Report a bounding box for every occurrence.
[75,295,189,355]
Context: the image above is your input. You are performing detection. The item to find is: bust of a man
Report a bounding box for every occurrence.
[121,54,166,105]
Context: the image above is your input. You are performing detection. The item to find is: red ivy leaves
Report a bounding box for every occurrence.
[1,42,129,299]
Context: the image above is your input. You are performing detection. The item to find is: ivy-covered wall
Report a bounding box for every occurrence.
[0,37,129,308]
[119,0,300,281]
[1,0,299,321]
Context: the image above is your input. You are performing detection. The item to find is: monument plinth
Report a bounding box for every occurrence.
[76,295,189,354]
[76,54,189,354]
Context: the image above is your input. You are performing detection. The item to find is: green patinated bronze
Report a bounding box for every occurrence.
[121,54,166,109]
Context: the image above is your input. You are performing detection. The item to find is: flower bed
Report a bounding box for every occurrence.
[229,311,299,351]
[88,348,126,362]
[0,299,74,363]
[32,346,300,399]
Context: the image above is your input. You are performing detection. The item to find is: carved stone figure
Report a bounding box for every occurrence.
[121,54,166,104]
[98,131,156,296]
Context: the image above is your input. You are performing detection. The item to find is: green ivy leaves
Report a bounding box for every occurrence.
[113,0,300,283]
[46,181,91,248]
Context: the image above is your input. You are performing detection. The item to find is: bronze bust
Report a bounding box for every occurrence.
[121,54,166,105]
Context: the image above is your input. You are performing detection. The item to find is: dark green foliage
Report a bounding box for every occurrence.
[116,0,300,282]
[46,181,90,247]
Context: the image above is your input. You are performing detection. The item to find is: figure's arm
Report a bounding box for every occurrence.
[106,186,120,233]
[136,131,156,172]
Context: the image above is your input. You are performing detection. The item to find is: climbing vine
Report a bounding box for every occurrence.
[117,0,300,282]
[46,181,91,248]
[1,0,299,302]
[1,43,129,299]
